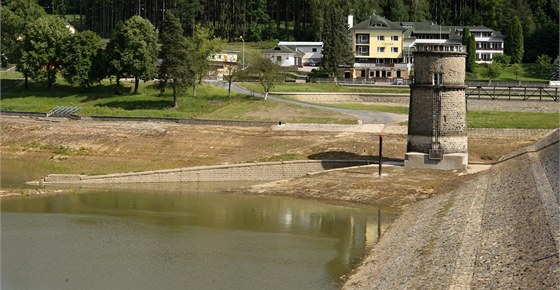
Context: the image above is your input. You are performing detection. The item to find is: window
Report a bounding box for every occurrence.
[433,73,444,86]
[357,34,369,44]
[356,46,369,56]
[312,48,317,52]
[377,47,385,53]
[377,35,385,41]
[391,47,399,53]
[391,35,399,41]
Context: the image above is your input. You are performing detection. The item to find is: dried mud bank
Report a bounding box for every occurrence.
[343,130,559,289]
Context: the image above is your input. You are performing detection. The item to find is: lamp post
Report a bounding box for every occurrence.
[239,36,245,69]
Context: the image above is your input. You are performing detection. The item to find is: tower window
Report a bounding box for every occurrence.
[433,73,444,86]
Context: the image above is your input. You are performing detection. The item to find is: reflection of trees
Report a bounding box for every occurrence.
[3,190,396,284]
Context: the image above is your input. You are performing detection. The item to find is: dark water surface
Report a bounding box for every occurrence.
[1,160,396,290]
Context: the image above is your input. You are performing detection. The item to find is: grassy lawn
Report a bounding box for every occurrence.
[0,79,357,124]
[2,76,556,129]
[1,80,241,118]
[293,102,558,129]
[201,100,357,124]
[467,63,549,83]
[468,111,558,129]
[0,71,23,79]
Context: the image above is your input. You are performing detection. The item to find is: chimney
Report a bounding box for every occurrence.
[348,14,354,29]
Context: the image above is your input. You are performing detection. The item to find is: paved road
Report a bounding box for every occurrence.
[207,80,408,125]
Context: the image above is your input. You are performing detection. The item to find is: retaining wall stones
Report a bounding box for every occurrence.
[40,160,370,185]
[278,93,560,112]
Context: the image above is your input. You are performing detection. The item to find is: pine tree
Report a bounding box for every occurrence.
[462,27,476,73]
[506,16,524,64]
[159,11,194,108]
[321,4,353,79]
[551,56,560,81]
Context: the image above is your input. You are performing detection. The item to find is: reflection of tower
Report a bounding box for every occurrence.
[405,44,468,170]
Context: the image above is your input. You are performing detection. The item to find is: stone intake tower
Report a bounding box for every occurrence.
[405,44,468,170]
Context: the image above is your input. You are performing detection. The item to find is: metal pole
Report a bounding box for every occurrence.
[378,134,383,176]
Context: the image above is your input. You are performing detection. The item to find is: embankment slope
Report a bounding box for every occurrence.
[343,130,559,289]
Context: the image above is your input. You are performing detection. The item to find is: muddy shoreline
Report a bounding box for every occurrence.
[2,115,556,289]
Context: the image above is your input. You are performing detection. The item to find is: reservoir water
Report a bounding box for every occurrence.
[1,160,396,290]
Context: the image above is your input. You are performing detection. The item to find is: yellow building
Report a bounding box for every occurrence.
[349,12,409,83]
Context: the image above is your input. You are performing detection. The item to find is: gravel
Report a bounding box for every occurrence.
[343,130,559,289]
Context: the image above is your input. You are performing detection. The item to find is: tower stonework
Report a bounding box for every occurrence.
[405,44,468,170]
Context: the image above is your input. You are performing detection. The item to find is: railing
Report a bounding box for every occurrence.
[466,81,549,88]
[466,86,559,101]
[309,77,409,85]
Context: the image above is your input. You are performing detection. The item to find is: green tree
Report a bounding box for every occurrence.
[89,47,109,84]
[493,54,511,66]
[107,16,160,94]
[223,62,243,98]
[187,25,225,95]
[52,0,67,16]
[509,63,524,81]
[535,54,552,78]
[0,0,46,66]
[106,21,127,89]
[551,56,560,81]
[462,27,476,73]
[320,4,353,79]
[482,62,503,83]
[18,15,71,89]
[159,11,194,108]
[406,0,431,22]
[170,0,203,35]
[246,0,271,41]
[506,16,524,64]
[384,0,409,21]
[60,30,102,88]
[467,33,476,73]
[248,53,283,99]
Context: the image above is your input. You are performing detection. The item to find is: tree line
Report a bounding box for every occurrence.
[3,0,294,107]
[14,0,557,62]
[2,0,558,62]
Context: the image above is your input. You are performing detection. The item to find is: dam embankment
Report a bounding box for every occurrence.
[344,129,559,289]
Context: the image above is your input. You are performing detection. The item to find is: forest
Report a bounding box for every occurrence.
[3,0,560,62]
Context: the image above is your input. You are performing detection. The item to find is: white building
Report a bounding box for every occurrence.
[263,45,305,67]
[401,23,504,65]
[277,41,323,66]
[454,26,505,63]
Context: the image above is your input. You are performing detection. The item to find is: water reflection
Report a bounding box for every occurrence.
[1,190,396,290]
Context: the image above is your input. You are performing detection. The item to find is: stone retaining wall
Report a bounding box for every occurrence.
[277,93,560,112]
[40,160,370,184]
